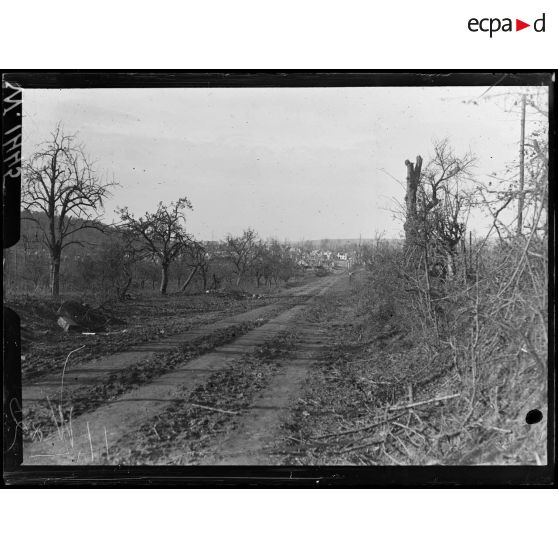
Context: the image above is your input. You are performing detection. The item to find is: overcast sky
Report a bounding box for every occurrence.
[22,85,541,241]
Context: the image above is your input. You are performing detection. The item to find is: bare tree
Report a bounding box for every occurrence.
[404,139,475,276]
[422,140,474,276]
[104,234,139,301]
[179,241,209,292]
[73,235,137,301]
[268,239,297,285]
[225,228,257,286]
[403,154,423,248]
[250,240,270,288]
[117,197,193,295]
[21,124,115,298]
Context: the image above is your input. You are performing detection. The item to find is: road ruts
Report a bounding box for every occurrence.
[23,273,342,465]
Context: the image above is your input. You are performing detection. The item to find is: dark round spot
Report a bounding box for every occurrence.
[525,409,543,424]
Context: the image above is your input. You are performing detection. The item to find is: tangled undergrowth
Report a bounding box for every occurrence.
[278,255,547,466]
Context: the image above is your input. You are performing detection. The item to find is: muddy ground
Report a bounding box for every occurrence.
[19,273,339,464]
[13,279,314,383]
[17,269,542,466]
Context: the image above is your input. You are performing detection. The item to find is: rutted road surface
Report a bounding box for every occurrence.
[23,273,344,465]
[188,321,330,465]
[23,277,326,403]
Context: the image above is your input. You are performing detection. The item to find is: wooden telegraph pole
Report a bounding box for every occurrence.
[517,94,527,235]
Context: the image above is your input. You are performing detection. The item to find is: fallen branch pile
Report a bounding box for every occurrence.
[314,393,460,441]
[290,393,466,462]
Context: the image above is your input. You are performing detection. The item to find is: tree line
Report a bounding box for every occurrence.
[13,124,306,300]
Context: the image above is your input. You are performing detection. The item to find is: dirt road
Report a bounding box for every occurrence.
[191,320,330,465]
[23,272,346,465]
[23,276,327,402]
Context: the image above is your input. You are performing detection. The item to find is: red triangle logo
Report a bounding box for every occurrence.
[516,19,530,31]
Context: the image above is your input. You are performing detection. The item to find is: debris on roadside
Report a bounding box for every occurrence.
[57,315,81,333]
[56,300,124,333]
[81,329,128,337]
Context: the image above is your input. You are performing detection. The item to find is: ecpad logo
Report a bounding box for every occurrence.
[468,13,546,37]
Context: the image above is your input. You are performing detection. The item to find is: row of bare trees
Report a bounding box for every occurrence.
[105,214,299,297]
[225,230,297,288]
[19,125,300,299]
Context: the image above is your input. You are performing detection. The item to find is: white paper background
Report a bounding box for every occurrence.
[1,1,556,68]
[1,489,556,556]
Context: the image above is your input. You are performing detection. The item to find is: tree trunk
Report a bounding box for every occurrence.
[180,267,198,292]
[118,274,133,301]
[517,94,526,235]
[446,251,455,279]
[50,253,61,299]
[236,273,242,287]
[160,263,169,295]
[404,155,423,248]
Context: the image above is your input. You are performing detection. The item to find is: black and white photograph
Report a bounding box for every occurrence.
[2,74,551,476]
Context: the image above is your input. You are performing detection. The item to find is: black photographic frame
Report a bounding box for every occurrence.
[2,70,555,487]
